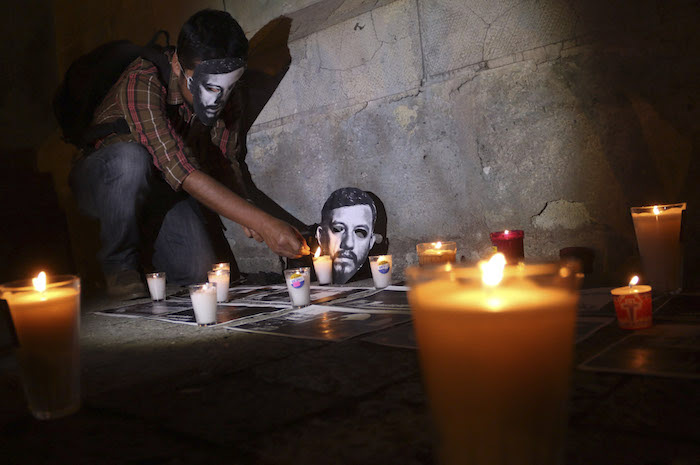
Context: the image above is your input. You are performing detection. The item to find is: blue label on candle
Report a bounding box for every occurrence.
[290,272,305,289]
[378,260,390,274]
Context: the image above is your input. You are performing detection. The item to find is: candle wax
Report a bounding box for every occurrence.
[313,255,333,285]
[409,280,576,464]
[5,287,81,418]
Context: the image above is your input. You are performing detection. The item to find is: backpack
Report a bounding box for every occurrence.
[53,30,173,151]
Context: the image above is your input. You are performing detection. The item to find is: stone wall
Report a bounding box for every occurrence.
[224,0,699,283]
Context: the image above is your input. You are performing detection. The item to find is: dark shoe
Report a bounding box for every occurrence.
[105,270,148,300]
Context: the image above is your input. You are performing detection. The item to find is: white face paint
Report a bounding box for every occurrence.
[192,67,244,125]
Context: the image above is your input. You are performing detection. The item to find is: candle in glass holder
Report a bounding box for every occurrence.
[212,262,230,272]
[630,203,685,293]
[145,272,166,301]
[489,229,524,264]
[369,255,393,289]
[284,267,311,308]
[610,276,652,329]
[407,255,579,465]
[207,269,230,302]
[0,272,81,419]
[312,248,332,285]
[189,283,218,326]
[416,241,457,266]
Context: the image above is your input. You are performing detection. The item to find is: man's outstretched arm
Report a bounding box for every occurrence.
[182,170,310,258]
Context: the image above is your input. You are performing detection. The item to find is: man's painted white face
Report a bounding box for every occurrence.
[192,68,244,125]
[320,205,376,284]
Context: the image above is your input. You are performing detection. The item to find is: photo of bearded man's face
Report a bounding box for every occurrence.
[316,188,377,284]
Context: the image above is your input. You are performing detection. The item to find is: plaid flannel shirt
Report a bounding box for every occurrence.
[91,54,245,193]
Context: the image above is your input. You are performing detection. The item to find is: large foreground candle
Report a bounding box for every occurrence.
[416,241,457,266]
[489,229,524,264]
[0,273,81,420]
[630,203,685,293]
[407,256,579,465]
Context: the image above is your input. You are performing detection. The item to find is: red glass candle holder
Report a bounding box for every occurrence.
[489,230,524,264]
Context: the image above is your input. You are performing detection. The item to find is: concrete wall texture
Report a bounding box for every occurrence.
[222,0,699,281]
[21,0,696,284]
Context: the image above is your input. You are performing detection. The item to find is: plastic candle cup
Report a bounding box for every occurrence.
[312,248,332,285]
[284,267,311,308]
[0,273,81,420]
[630,203,686,293]
[145,272,166,301]
[489,229,525,264]
[207,269,230,303]
[407,256,580,465]
[416,241,457,266]
[369,255,393,289]
[610,276,653,329]
[188,283,218,326]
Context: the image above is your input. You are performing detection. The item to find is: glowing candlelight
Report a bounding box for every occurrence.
[1,272,81,419]
[312,247,332,285]
[416,241,457,266]
[407,261,579,464]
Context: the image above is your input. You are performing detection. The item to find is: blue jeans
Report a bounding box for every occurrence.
[70,142,224,285]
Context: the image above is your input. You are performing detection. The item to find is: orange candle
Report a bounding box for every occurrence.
[1,273,81,419]
[416,241,457,266]
[610,276,652,329]
[407,257,579,465]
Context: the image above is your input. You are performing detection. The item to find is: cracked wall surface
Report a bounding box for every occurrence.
[223,0,699,282]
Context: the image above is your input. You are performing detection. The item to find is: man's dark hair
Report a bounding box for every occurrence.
[321,187,377,225]
[177,9,248,69]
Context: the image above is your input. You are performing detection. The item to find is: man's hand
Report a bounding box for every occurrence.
[242,226,263,242]
[182,170,310,259]
[258,217,310,258]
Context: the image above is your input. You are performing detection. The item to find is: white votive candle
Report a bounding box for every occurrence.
[313,254,333,285]
[145,272,166,301]
[369,255,393,289]
[212,262,230,272]
[284,267,311,308]
[207,269,230,302]
[189,283,218,326]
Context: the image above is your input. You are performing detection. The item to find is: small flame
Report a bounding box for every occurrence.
[629,275,639,286]
[33,271,47,292]
[653,206,660,215]
[434,241,443,249]
[314,247,321,258]
[479,253,506,287]
[504,230,509,235]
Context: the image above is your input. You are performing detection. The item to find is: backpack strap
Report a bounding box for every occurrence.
[81,31,174,152]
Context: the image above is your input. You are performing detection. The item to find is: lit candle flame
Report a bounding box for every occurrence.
[479,253,506,287]
[653,206,660,215]
[33,271,47,292]
[629,275,639,287]
[314,247,321,258]
[504,230,509,235]
[434,241,442,249]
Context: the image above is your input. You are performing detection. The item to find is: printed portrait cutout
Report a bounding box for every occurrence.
[188,57,246,126]
[316,187,377,284]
